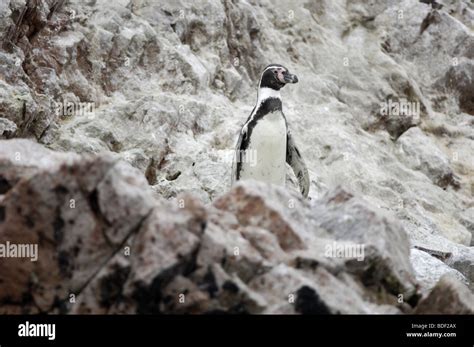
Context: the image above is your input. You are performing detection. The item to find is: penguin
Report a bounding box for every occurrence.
[231,64,310,197]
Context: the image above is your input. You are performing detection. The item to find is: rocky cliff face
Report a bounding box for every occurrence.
[0,0,473,314]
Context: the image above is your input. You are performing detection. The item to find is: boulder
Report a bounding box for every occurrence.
[410,248,467,294]
[414,274,474,314]
[397,127,457,189]
[0,140,154,313]
[0,0,473,316]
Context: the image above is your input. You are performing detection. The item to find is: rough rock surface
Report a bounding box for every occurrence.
[0,0,473,314]
[0,139,154,313]
[414,273,474,314]
[410,248,467,294]
[0,139,471,314]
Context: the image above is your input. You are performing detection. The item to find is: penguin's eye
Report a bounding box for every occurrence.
[273,70,277,74]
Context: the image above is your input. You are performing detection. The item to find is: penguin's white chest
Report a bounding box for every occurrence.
[240,111,287,186]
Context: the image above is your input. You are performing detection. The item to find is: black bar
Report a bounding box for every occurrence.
[0,315,472,346]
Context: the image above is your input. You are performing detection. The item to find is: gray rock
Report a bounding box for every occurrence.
[414,273,474,314]
[457,207,474,246]
[397,127,457,189]
[407,228,474,290]
[441,60,474,115]
[311,188,418,298]
[96,160,155,240]
[0,153,427,314]
[0,0,473,315]
[70,251,132,314]
[213,182,311,252]
[0,117,17,138]
[121,203,202,314]
[0,139,152,313]
[410,248,467,294]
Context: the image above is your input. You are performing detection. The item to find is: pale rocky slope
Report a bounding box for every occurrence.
[0,0,473,313]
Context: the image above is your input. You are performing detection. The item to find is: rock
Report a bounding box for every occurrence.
[311,188,417,298]
[457,207,474,246]
[0,0,473,315]
[0,117,17,138]
[0,138,76,193]
[295,285,332,315]
[70,252,131,314]
[213,182,311,252]
[177,262,268,314]
[441,60,474,115]
[239,225,288,263]
[210,269,268,314]
[408,229,474,290]
[410,248,467,294]
[397,127,457,189]
[249,263,400,314]
[0,139,154,313]
[414,273,474,314]
[96,160,155,239]
[196,218,270,284]
[122,201,203,314]
[0,151,426,314]
[159,275,211,314]
[369,93,421,140]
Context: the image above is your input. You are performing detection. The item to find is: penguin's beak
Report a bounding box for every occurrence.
[283,72,298,84]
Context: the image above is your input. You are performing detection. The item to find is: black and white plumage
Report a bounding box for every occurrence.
[231,64,310,197]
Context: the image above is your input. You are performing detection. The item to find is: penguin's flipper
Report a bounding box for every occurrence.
[286,131,310,197]
[231,127,246,185]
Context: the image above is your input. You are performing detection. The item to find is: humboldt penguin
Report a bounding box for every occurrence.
[231,64,310,197]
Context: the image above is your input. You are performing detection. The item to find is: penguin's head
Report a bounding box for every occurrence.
[259,64,298,90]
